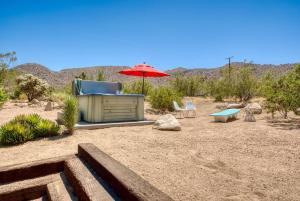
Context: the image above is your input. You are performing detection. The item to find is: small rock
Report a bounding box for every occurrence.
[295,108,300,116]
[244,108,256,122]
[56,112,64,125]
[153,114,181,131]
[45,101,53,111]
[31,99,40,105]
[245,103,262,114]
[216,103,228,110]
[227,103,245,109]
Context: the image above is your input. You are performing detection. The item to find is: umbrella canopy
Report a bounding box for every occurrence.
[119,63,170,94]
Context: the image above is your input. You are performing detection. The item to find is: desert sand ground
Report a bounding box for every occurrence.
[0,98,299,201]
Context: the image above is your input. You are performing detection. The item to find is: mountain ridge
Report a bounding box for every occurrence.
[13,62,299,87]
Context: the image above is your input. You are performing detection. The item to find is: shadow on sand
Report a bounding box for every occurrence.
[267,117,300,130]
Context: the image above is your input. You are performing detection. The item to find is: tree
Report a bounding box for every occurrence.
[261,65,300,118]
[96,69,106,81]
[16,74,49,101]
[233,65,257,102]
[0,52,17,85]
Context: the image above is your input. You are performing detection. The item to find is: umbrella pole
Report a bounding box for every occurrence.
[142,74,145,95]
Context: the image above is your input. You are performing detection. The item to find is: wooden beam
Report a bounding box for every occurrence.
[78,143,173,201]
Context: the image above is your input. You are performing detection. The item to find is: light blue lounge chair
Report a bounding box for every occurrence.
[185,100,197,118]
[209,109,240,122]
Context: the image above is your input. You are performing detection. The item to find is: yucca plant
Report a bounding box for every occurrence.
[0,123,32,145]
[34,119,60,137]
[62,95,78,134]
[0,114,60,145]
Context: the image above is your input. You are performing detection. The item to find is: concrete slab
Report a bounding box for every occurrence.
[75,120,155,130]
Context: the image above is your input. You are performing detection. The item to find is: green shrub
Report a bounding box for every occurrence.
[123,80,153,96]
[0,123,32,145]
[62,95,78,134]
[0,87,8,107]
[0,114,60,145]
[96,69,106,81]
[149,86,183,112]
[170,73,206,96]
[51,92,68,104]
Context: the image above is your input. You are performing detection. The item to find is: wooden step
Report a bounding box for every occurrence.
[64,157,114,201]
[78,143,174,201]
[46,175,73,201]
[29,196,48,201]
[0,174,60,201]
[0,154,75,184]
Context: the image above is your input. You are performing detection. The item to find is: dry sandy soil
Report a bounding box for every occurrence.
[0,98,299,201]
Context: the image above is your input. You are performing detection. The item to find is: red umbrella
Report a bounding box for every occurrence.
[119,63,170,94]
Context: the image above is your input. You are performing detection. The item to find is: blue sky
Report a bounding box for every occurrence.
[1,0,299,71]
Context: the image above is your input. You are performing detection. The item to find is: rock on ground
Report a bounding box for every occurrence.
[245,103,262,114]
[244,109,256,122]
[227,103,245,109]
[153,114,181,131]
[30,99,40,105]
[45,101,53,111]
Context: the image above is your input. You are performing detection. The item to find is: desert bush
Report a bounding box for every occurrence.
[96,69,106,81]
[123,80,153,96]
[170,73,206,96]
[51,92,69,104]
[0,114,59,145]
[149,86,183,112]
[62,95,78,134]
[16,74,49,101]
[0,87,8,107]
[205,78,228,102]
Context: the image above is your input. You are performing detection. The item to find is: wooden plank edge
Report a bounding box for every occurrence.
[0,154,76,184]
[78,143,174,201]
[0,174,60,201]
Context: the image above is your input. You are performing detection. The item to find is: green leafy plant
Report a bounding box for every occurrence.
[16,74,49,101]
[62,95,78,134]
[149,86,183,112]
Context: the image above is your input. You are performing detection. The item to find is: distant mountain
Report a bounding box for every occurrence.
[14,62,298,87]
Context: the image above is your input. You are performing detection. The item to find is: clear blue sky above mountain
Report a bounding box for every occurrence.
[1,0,299,71]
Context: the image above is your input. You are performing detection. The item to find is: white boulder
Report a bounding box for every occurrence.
[153,114,181,131]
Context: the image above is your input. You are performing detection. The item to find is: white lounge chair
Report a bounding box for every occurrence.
[173,101,186,119]
[185,100,197,118]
